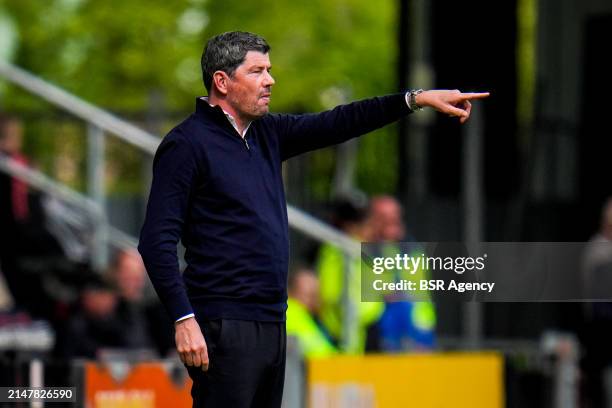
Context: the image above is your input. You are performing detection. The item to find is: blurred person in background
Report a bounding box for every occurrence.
[369,195,436,351]
[581,197,612,407]
[369,195,406,243]
[56,277,124,359]
[0,114,28,230]
[107,248,154,351]
[0,115,49,313]
[0,114,29,298]
[286,267,336,358]
[317,196,384,353]
[138,30,488,407]
[0,114,75,320]
[583,197,612,288]
[108,247,175,356]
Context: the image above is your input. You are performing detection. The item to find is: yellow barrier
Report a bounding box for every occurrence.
[308,352,504,408]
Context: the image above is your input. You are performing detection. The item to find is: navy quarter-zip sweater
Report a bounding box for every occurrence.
[138,93,412,322]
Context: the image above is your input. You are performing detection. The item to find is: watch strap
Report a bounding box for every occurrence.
[408,89,424,111]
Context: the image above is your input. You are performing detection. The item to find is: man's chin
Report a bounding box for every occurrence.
[246,110,269,121]
[255,106,270,117]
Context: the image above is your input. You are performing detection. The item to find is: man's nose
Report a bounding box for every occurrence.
[264,71,275,86]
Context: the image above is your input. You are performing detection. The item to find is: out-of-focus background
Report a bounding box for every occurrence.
[1,0,611,407]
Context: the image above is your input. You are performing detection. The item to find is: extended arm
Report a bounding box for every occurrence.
[275,93,410,161]
[275,90,489,160]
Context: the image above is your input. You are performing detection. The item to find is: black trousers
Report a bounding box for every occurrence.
[186,319,286,408]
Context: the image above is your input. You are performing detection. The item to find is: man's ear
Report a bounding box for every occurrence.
[212,71,229,96]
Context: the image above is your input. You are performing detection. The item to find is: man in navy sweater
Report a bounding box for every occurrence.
[138,31,488,407]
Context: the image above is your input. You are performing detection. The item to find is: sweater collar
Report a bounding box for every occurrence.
[195,97,252,138]
[195,96,227,119]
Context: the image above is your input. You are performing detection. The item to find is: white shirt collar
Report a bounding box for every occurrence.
[200,97,251,138]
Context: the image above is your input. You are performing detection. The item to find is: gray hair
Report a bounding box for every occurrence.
[201,31,270,93]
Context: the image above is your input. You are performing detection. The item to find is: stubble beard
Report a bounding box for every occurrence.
[228,94,268,123]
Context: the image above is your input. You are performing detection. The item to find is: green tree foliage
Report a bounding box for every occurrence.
[1,0,399,195]
[1,0,207,111]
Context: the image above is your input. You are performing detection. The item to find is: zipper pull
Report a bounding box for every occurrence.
[243,137,250,150]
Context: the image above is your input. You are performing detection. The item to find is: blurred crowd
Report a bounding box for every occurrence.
[0,114,174,362]
[2,112,612,404]
[288,194,436,357]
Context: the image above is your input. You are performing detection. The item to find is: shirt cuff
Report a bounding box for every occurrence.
[175,313,195,323]
[405,91,411,109]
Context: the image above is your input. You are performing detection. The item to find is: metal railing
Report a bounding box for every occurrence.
[0,61,360,350]
[0,155,138,250]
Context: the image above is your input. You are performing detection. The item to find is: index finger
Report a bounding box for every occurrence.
[459,92,490,100]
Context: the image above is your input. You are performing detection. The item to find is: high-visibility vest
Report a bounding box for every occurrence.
[286,298,337,358]
[317,243,384,354]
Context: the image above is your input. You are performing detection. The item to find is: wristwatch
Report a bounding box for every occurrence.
[408,89,424,112]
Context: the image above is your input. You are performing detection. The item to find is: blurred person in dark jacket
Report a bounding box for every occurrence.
[0,114,67,319]
[0,114,29,230]
[57,277,124,358]
[0,114,35,314]
[107,248,174,356]
[107,248,153,350]
[0,114,29,266]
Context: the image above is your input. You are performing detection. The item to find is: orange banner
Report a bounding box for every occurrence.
[84,362,192,408]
